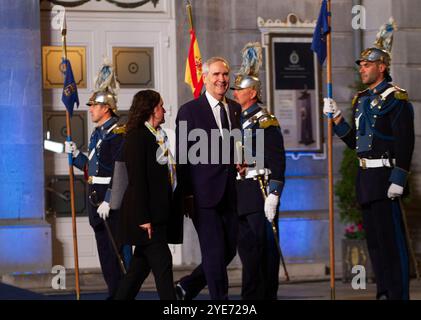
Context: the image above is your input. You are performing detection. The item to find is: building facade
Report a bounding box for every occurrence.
[1,0,420,278]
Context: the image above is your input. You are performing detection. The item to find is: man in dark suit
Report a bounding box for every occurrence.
[175,57,241,300]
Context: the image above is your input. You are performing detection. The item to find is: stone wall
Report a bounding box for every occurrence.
[174,0,421,268]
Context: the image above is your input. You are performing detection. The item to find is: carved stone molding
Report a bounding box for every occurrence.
[41,0,159,9]
[257,13,316,29]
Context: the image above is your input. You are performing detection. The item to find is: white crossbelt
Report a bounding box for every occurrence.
[88,176,112,185]
[242,111,265,130]
[358,158,396,169]
[236,168,272,180]
[88,123,118,161]
[380,87,397,100]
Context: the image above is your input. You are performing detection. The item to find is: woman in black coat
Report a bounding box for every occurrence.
[114,89,182,300]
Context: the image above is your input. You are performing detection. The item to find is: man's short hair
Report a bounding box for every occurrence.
[202,57,230,75]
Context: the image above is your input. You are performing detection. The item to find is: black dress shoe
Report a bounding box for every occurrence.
[175,282,188,300]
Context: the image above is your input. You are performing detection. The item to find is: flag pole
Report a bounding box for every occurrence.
[61,16,81,301]
[186,1,194,30]
[326,0,336,300]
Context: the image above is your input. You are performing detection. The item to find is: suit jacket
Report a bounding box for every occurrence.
[176,93,241,208]
[118,125,183,246]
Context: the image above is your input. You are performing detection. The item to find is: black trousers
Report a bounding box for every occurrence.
[362,198,409,300]
[114,228,176,300]
[178,188,238,300]
[238,212,280,300]
[93,218,124,298]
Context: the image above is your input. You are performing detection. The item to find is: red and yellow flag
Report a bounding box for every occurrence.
[185,28,204,98]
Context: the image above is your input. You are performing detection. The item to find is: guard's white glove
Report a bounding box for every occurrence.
[323,98,341,118]
[387,183,404,199]
[264,193,280,223]
[97,201,111,220]
[64,141,80,158]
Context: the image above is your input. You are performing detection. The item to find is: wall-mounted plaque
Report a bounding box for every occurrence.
[113,47,154,88]
[42,46,87,89]
[259,14,322,153]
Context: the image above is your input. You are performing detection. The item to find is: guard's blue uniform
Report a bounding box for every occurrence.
[334,79,415,299]
[236,103,286,300]
[72,116,126,298]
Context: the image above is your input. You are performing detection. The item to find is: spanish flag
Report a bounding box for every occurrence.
[185,28,204,98]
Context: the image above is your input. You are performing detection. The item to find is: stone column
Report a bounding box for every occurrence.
[0,0,51,274]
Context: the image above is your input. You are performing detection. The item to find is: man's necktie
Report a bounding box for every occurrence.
[219,102,230,132]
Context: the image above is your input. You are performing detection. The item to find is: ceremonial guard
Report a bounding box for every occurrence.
[324,20,415,299]
[64,60,129,299]
[232,43,286,300]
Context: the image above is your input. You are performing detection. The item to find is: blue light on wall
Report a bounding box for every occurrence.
[0,0,51,274]
[280,178,328,212]
[0,224,52,273]
[0,0,44,220]
[278,217,330,262]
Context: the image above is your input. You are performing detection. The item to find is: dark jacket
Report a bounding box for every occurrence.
[236,104,286,216]
[118,125,183,245]
[333,80,414,205]
[72,117,124,227]
[175,93,242,208]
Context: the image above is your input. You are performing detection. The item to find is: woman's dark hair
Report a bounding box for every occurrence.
[126,90,161,132]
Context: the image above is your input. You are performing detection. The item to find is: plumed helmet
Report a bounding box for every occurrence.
[88,57,120,115]
[86,91,118,115]
[231,74,263,103]
[231,42,263,103]
[356,18,396,82]
[355,47,391,67]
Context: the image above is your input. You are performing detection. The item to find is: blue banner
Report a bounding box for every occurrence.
[311,0,330,65]
[61,58,79,117]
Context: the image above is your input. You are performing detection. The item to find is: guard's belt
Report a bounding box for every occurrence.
[88,176,112,185]
[236,168,272,180]
[358,158,396,169]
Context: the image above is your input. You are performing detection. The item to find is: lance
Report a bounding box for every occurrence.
[103,219,127,275]
[398,199,420,280]
[325,0,336,300]
[61,15,81,300]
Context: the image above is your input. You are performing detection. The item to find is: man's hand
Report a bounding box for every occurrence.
[139,223,153,239]
[323,98,341,119]
[97,201,111,220]
[387,183,404,199]
[236,164,247,177]
[64,141,80,158]
[264,193,280,223]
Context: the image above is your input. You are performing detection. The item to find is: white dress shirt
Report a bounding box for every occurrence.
[205,91,231,135]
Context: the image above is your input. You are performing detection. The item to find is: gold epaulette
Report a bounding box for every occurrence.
[393,85,409,101]
[352,89,369,106]
[112,125,127,135]
[351,94,359,107]
[258,109,280,129]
